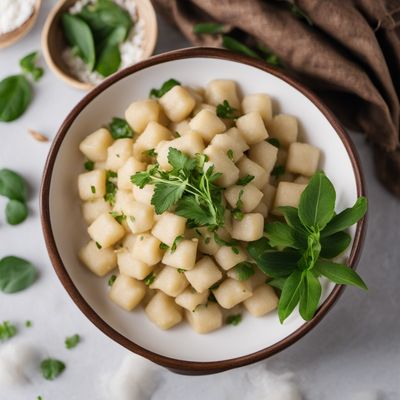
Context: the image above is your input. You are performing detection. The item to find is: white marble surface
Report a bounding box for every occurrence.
[0,1,399,399]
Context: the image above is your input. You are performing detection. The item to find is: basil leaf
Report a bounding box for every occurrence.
[257,250,300,278]
[19,51,44,82]
[95,43,121,77]
[61,13,96,71]
[40,358,66,380]
[193,22,225,34]
[314,259,367,290]
[149,79,181,98]
[264,221,306,249]
[108,117,133,139]
[0,75,32,122]
[222,35,262,59]
[247,237,271,261]
[278,206,308,235]
[321,197,367,238]
[320,231,351,258]
[267,277,286,290]
[278,270,303,323]
[5,200,28,225]
[0,169,28,201]
[299,270,321,321]
[298,171,336,231]
[0,256,37,293]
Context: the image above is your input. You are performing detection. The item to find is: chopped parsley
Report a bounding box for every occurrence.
[271,165,285,177]
[95,241,102,249]
[216,100,237,119]
[40,358,66,380]
[226,314,242,326]
[159,242,169,250]
[149,79,181,98]
[84,160,94,171]
[0,321,17,341]
[109,211,126,224]
[144,272,155,286]
[90,185,96,194]
[170,235,184,253]
[237,175,255,186]
[177,268,186,273]
[104,170,118,205]
[25,320,32,328]
[143,148,157,157]
[227,149,234,160]
[108,117,133,139]
[266,137,281,148]
[233,262,255,281]
[108,274,117,286]
[65,334,80,349]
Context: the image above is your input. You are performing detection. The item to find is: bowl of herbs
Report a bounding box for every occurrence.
[40,47,367,375]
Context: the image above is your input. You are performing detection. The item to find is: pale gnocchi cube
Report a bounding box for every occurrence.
[132,184,155,205]
[169,119,191,136]
[189,109,225,143]
[248,268,269,288]
[210,133,247,162]
[122,233,136,252]
[214,246,247,271]
[151,212,187,246]
[133,121,172,160]
[113,190,135,214]
[79,128,113,162]
[205,80,240,109]
[194,227,221,256]
[225,127,249,153]
[192,103,217,116]
[244,285,278,317]
[150,266,189,297]
[184,85,204,105]
[268,114,298,147]
[273,182,307,214]
[125,99,160,133]
[213,278,252,309]
[294,175,310,184]
[105,138,133,172]
[117,157,146,190]
[231,213,264,241]
[78,169,106,201]
[159,85,196,122]
[109,274,146,311]
[224,184,263,213]
[162,239,198,270]
[248,141,278,176]
[79,240,117,276]
[175,287,209,311]
[203,145,239,187]
[145,291,183,330]
[236,112,269,145]
[253,201,268,218]
[125,202,155,234]
[262,184,277,209]
[81,198,111,224]
[88,212,125,248]
[241,94,272,124]
[131,234,163,266]
[286,142,320,176]
[186,302,223,334]
[237,156,268,189]
[117,249,153,280]
[184,256,222,293]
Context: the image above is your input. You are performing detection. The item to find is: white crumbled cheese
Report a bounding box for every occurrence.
[0,0,36,35]
[62,0,145,85]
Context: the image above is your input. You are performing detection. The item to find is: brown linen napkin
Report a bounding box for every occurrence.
[153,0,400,197]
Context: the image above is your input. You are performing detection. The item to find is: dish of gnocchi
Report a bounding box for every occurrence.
[77,78,321,334]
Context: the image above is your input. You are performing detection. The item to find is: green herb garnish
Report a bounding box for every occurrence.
[231,189,244,221]
[159,242,169,250]
[0,321,17,341]
[247,171,368,323]
[193,22,225,34]
[95,241,102,249]
[109,211,126,224]
[108,274,117,286]
[65,334,80,349]
[19,52,44,82]
[0,256,37,294]
[90,185,96,194]
[143,148,158,158]
[226,314,242,326]
[170,235,184,253]
[177,268,186,273]
[144,272,155,286]
[149,79,181,98]
[40,358,66,380]
[227,149,234,160]
[104,170,117,205]
[237,175,255,186]
[216,100,237,119]
[266,138,281,148]
[271,165,285,177]
[233,262,255,281]
[131,148,225,229]
[108,117,134,139]
[84,160,95,171]
[25,320,32,328]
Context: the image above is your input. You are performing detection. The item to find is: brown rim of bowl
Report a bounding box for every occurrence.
[40,47,367,375]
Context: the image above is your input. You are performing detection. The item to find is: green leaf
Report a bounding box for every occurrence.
[104,170,118,205]
[278,206,308,235]
[222,35,262,59]
[175,196,215,226]
[95,43,121,77]
[151,181,186,214]
[193,22,225,34]
[5,200,28,225]
[299,271,321,320]
[65,334,80,349]
[0,75,32,122]
[61,13,96,70]
[271,165,285,177]
[257,250,300,278]
[0,256,37,294]
[167,147,191,171]
[314,259,367,290]
[232,262,255,281]
[149,79,181,98]
[321,197,367,237]
[266,138,281,148]
[247,237,272,261]
[170,235,184,253]
[267,277,286,290]
[264,221,305,249]
[216,100,237,119]
[131,170,152,188]
[108,117,133,139]
[278,270,303,323]
[19,51,44,82]
[40,358,66,380]
[84,160,94,171]
[0,321,17,341]
[298,171,336,231]
[320,231,351,258]
[226,314,242,326]
[0,169,28,201]
[144,272,155,286]
[236,175,254,186]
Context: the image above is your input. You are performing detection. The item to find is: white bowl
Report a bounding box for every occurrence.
[41,48,366,374]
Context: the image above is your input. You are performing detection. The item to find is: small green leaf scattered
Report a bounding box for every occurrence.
[5,200,28,225]
[40,358,66,380]
[108,274,117,286]
[170,235,184,253]
[266,138,281,148]
[65,334,80,349]
[25,320,32,328]
[216,100,237,119]
[84,160,94,171]
[0,256,37,294]
[271,165,285,177]
[237,175,255,186]
[104,170,117,205]
[149,79,181,98]
[19,52,44,82]
[226,314,242,326]
[193,22,225,34]
[108,117,134,139]
[0,321,17,341]
[144,272,155,286]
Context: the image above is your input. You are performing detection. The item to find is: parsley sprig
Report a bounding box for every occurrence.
[131,148,225,229]
[248,171,368,323]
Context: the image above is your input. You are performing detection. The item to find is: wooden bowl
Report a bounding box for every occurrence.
[0,0,42,49]
[42,0,158,90]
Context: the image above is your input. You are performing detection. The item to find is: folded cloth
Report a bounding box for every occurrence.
[153,0,400,197]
